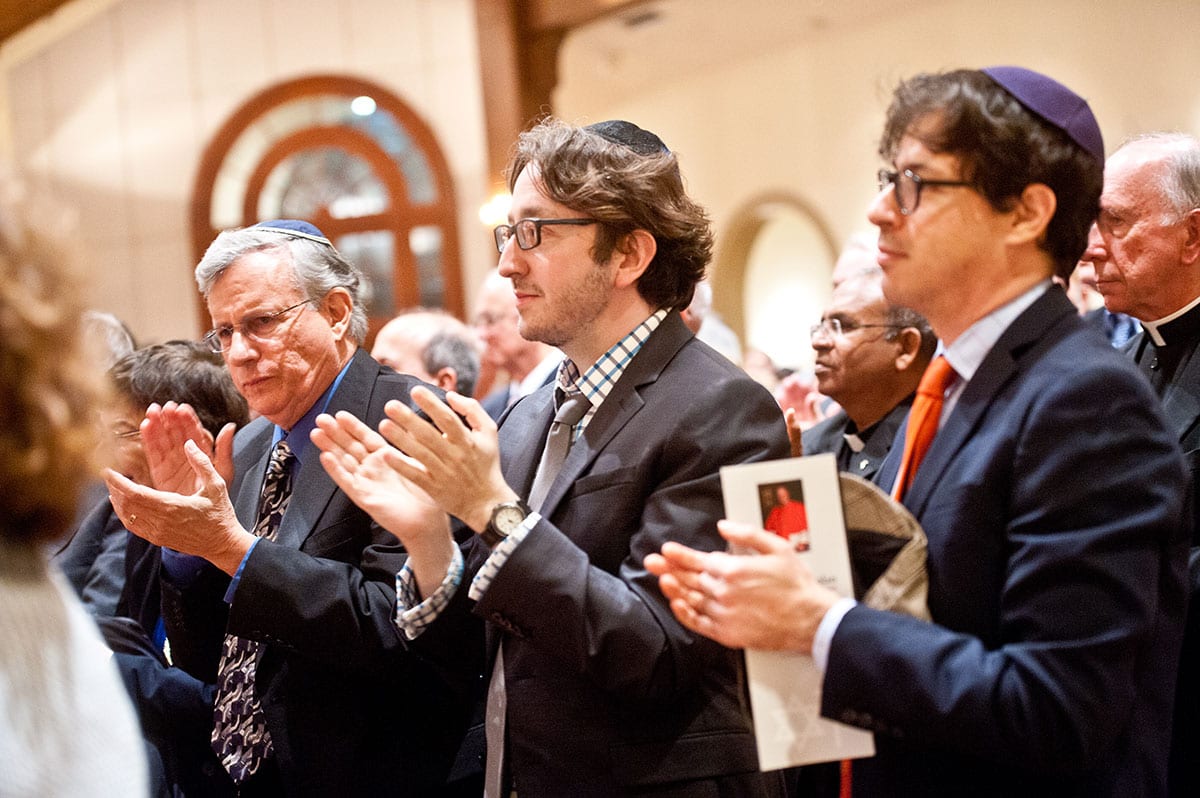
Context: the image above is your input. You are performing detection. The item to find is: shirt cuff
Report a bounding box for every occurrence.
[221,538,261,604]
[812,596,857,673]
[395,544,464,640]
[160,548,210,587]
[468,511,541,601]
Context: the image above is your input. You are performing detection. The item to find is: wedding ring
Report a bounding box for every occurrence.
[129,514,137,524]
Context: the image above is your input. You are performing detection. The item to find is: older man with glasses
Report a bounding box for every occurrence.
[803,266,936,484]
[104,220,479,796]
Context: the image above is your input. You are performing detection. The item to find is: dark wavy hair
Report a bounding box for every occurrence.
[506,118,714,312]
[109,340,249,437]
[880,69,1102,282]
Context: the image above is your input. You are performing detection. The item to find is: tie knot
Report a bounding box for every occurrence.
[917,355,956,399]
[268,440,295,475]
[554,388,590,426]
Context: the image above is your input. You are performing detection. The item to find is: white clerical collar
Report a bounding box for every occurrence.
[1139,293,1200,347]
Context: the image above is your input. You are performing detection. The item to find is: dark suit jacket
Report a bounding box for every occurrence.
[423,312,790,797]
[480,362,558,421]
[801,399,911,485]
[1128,318,1200,797]
[54,495,128,616]
[160,349,478,797]
[836,288,1188,796]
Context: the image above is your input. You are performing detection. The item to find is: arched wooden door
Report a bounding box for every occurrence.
[190,75,463,343]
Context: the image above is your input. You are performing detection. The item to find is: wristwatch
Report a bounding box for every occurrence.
[480,500,530,548]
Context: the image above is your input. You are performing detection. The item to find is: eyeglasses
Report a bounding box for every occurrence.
[877,168,973,215]
[809,318,903,341]
[473,311,517,328]
[203,299,314,353]
[493,217,596,253]
[109,425,141,442]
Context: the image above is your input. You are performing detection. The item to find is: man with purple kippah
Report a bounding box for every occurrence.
[104,221,478,795]
[648,67,1188,796]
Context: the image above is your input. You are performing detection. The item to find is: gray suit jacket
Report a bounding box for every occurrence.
[425,312,790,797]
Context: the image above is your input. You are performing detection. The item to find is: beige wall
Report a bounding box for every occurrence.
[3,0,1199,361]
[556,0,1200,368]
[0,0,490,345]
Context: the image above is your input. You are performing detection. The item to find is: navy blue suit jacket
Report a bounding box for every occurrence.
[837,288,1188,796]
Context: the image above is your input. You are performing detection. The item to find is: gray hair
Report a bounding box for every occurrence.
[423,328,481,398]
[1122,133,1200,224]
[81,310,136,369]
[195,227,369,344]
[886,303,938,360]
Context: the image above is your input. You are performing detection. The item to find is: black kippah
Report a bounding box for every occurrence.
[584,120,670,155]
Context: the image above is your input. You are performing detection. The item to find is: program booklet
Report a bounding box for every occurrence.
[719,452,876,771]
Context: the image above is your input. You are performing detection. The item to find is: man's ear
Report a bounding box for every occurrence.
[433,366,458,392]
[1007,183,1057,248]
[1180,208,1200,267]
[321,287,354,341]
[611,229,657,290]
[893,327,923,371]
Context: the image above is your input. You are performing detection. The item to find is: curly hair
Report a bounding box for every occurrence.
[0,190,102,546]
[880,69,1103,282]
[506,118,714,312]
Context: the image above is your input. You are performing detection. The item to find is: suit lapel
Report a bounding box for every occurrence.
[904,290,1073,517]
[273,350,374,550]
[233,420,275,527]
[499,388,556,500]
[533,313,692,518]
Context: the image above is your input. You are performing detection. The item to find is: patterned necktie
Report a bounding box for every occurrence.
[526,387,590,512]
[211,440,295,784]
[891,355,956,502]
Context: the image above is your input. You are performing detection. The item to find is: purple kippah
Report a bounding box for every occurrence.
[585,120,670,156]
[981,66,1105,163]
[252,219,332,245]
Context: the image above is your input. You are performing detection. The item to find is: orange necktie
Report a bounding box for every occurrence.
[891,355,956,502]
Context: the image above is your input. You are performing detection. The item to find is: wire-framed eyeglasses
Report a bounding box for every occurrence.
[877,168,973,215]
[203,300,314,353]
[809,317,904,341]
[493,217,597,253]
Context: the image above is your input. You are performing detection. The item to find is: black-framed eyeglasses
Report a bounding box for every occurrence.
[203,299,314,353]
[493,217,596,253]
[877,168,973,215]
[809,318,903,341]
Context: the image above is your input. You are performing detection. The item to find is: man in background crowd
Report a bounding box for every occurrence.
[474,268,560,419]
[372,307,482,396]
[1084,130,1200,795]
[803,267,935,483]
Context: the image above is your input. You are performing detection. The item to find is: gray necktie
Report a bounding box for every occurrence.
[211,440,294,783]
[526,387,590,512]
[484,387,589,797]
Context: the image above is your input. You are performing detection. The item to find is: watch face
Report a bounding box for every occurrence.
[494,503,526,534]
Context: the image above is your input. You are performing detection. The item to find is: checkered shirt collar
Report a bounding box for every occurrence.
[556,309,667,433]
